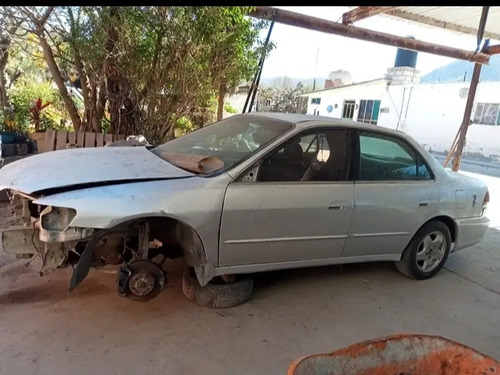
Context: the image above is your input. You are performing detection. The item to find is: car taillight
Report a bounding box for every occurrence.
[483,190,490,206]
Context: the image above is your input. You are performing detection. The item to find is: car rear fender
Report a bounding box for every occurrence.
[401,215,458,256]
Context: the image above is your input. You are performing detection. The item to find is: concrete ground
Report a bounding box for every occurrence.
[1,171,499,375]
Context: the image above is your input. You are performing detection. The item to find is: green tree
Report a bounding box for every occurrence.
[9,78,66,132]
[0,7,270,143]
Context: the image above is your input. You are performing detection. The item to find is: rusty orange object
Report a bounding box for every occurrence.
[288,333,499,375]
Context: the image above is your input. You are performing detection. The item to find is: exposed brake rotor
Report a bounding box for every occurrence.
[116,260,166,302]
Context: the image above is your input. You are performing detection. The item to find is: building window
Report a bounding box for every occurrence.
[311,98,321,105]
[342,100,356,119]
[357,99,381,125]
[265,99,271,106]
[474,103,500,125]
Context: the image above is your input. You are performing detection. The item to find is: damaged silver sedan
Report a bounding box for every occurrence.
[0,113,491,307]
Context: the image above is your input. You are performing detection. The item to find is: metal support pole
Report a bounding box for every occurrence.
[450,62,483,171]
[449,6,489,172]
[243,20,275,113]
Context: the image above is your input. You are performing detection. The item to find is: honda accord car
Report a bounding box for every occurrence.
[0,113,490,307]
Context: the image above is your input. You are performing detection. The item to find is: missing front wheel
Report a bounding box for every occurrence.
[116,260,166,302]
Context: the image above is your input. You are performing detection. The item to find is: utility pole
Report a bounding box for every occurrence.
[312,46,320,92]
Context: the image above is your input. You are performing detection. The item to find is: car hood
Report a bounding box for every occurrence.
[0,146,194,195]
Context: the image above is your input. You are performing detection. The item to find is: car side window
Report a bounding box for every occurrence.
[257,129,351,182]
[358,132,432,181]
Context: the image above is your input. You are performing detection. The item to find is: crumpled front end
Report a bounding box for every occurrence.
[1,190,93,275]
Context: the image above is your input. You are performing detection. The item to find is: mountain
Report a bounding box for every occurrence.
[422,54,500,83]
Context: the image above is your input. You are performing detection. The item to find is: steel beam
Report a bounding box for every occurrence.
[485,44,500,55]
[248,7,490,64]
[342,7,400,24]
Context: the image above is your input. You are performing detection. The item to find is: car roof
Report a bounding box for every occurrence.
[241,112,410,139]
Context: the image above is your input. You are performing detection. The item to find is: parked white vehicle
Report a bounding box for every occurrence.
[0,113,490,307]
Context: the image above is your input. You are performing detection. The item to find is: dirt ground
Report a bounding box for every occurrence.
[1,171,499,375]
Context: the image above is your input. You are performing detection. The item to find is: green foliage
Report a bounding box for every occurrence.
[71,6,271,140]
[224,103,238,114]
[7,33,50,83]
[9,79,66,132]
[1,6,271,141]
[175,116,194,136]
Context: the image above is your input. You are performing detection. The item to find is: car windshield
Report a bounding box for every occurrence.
[151,115,293,174]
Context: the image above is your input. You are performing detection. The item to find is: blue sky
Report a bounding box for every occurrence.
[259,7,488,82]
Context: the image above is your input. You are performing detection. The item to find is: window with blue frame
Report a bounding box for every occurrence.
[358,99,381,125]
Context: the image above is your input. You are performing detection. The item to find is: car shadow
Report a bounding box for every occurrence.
[251,262,399,296]
[251,224,500,299]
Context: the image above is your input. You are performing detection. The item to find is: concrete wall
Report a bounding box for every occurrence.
[378,81,500,159]
[224,87,263,118]
[304,80,500,160]
[385,66,421,85]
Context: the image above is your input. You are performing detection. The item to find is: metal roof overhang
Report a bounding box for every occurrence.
[343,7,500,42]
[248,6,500,63]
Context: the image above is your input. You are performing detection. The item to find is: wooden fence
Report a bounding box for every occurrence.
[32,130,128,153]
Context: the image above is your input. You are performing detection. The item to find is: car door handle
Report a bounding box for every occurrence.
[419,200,436,207]
[328,205,345,211]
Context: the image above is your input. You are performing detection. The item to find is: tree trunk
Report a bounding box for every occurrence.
[89,80,99,132]
[68,8,93,132]
[217,83,226,121]
[73,48,96,130]
[166,123,176,141]
[104,7,121,135]
[0,35,11,113]
[37,33,82,132]
[96,79,106,125]
[0,25,19,118]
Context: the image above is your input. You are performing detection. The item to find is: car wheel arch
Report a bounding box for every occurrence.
[103,215,216,286]
[431,215,457,244]
[403,215,457,255]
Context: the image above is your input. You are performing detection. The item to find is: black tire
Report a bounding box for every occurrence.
[182,267,253,308]
[395,220,452,280]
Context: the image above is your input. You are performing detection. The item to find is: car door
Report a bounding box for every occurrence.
[219,128,355,266]
[342,130,439,259]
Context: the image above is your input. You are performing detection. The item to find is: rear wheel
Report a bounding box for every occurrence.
[395,220,451,280]
[182,267,253,308]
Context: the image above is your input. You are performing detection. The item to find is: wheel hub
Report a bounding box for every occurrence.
[129,273,155,296]
[416,231,446,273]
[116,260,166,302]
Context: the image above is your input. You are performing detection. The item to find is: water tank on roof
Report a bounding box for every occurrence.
[329,70,353,86]
[394,36,418,68]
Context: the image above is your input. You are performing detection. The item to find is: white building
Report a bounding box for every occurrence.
[302,53,500,161]
[223,84,258,118]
